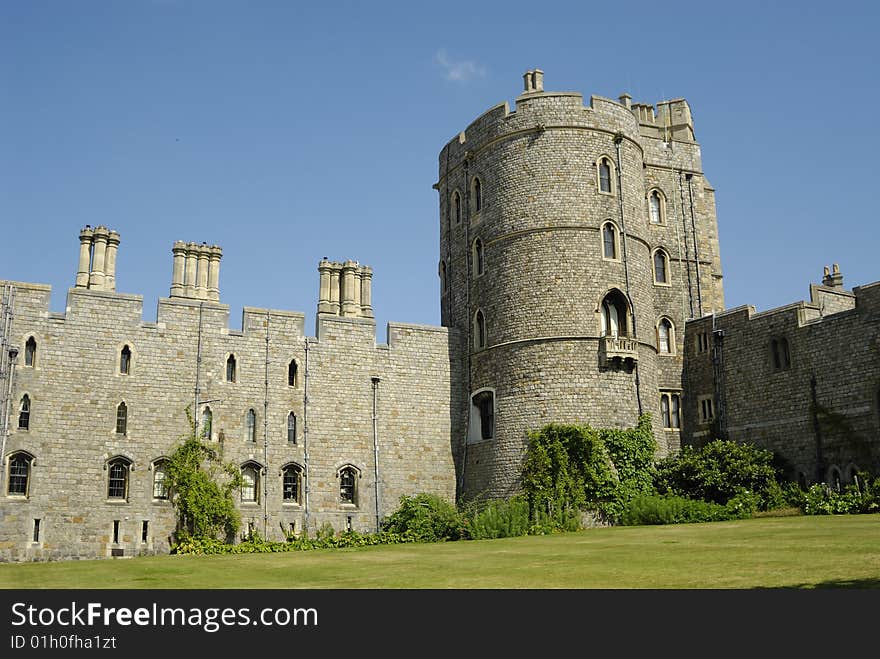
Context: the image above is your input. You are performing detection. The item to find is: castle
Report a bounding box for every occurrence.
[1,72,877,561]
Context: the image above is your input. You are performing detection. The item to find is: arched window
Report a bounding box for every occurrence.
[602,222,618,259]
[472,177,483,213]
[107,458,131,499]
[847,464,861,487]
[287,412,297,444]
[453,190,462,225]
[201,406,212,440]
[116,402,128,435]
[18,394,30,430]
[7,452,32,496]
[598,157,614,194]
[653,249,669,284]
[473,309,487,350]
[24,337,36,367]
[440,261,448,295]
[246,409,256,443]
[120,345,131,375]
[241,463,260,503]
[282,464,303,503]
[226,355,236,383]
[648,190,665,224]
[828,466,842,492]
[472,238,484,276]
[152,460,169,500]
[288,360,298,388]
[599,290,629,337]
[657,318,674,354]
[339,466,358,505]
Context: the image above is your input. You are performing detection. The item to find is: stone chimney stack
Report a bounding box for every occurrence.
[522,69,544,94]
[822,263,844,289]
[74,225,121,292]
[317,258,373,319]
[170,240,222,301]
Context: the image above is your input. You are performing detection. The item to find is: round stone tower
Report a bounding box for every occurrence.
[437,70,724,500]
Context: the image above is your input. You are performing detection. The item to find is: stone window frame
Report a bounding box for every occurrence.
[5,450,35,498]
[826,465,842,491]
[106,455,133,502]
[119,344,132,375]
[472,237,485,277]
[201,405,214,441]
[281,462,304,505]
[23,335,37,368]
[468,388,495,444]
[659,391,681,430]
[115,400,128,436]
[647,188,667,225]
[226,353,237,383]
[656,317,676,355]
[600,221,620,261]
[245,408,257,443]
[240,461,263,505]
[150,458,170,501]
[845,463,862,486]
[473,308,487,351]
[770,336,791,372]
[337,464,361,507]
[471,176,484,217]
[439,260,448,297]
[696,331,710,353]
[452,189,462,226]
[598,288,631,338]
[596,155,616,196]
[288,359,299,388]
[18,393,31,431]
[697,395,715,424]
[652,247,671,286]
[287,411,297,445]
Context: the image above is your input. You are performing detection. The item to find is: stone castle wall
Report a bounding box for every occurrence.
[682,276,880,484]
[0,275,458,562]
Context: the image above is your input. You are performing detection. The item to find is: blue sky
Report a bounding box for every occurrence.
[2,1,878,337]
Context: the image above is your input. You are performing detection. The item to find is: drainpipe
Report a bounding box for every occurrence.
[677,171,695,319]
[194,302,203,434]
[0,346,18,494]
[371,376,381,533]
[263,310,270,538]
[303,338,312,533]
[810,374,825,484]
[686,173,703,317]
[613,134,643,416]
[460,155,472,499]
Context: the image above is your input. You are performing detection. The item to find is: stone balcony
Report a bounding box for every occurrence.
[599,334,639,367]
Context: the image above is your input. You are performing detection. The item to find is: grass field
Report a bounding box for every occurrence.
[2,514,879,589]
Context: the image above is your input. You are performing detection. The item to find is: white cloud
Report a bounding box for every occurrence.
[434,49,486,82]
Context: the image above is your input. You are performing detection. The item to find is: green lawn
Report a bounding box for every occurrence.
[3,514,879,589]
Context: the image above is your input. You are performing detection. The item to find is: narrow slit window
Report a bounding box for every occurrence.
[120,345,131,374]
[24,337,36,367]
[288,360,298,387]
[18,395,30,430]
[226,355,237,382]
[602,223,617,259]
[598,158,613,193]
[246,409,256,443]
[116,402,128,435]
[653,250,668,284]
[473,177,482,213]
[287,412,297,444]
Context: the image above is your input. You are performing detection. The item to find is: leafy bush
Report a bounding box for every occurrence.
[382,493,464,541]
[654,439,781,510]
[802,475,880,515]
[619,493,754,526]
[460,496,531,540]
[172,528,421,555]
[522,416,657,523]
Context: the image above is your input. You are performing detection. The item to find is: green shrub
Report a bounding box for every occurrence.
[619,493,753,526]
[522,416,657,523]
[382,493,464,541]
[802,476,880,515]
[461,496,531,540]
[654,439,781,510]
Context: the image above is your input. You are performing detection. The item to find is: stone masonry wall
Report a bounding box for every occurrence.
[0,279,457,562]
